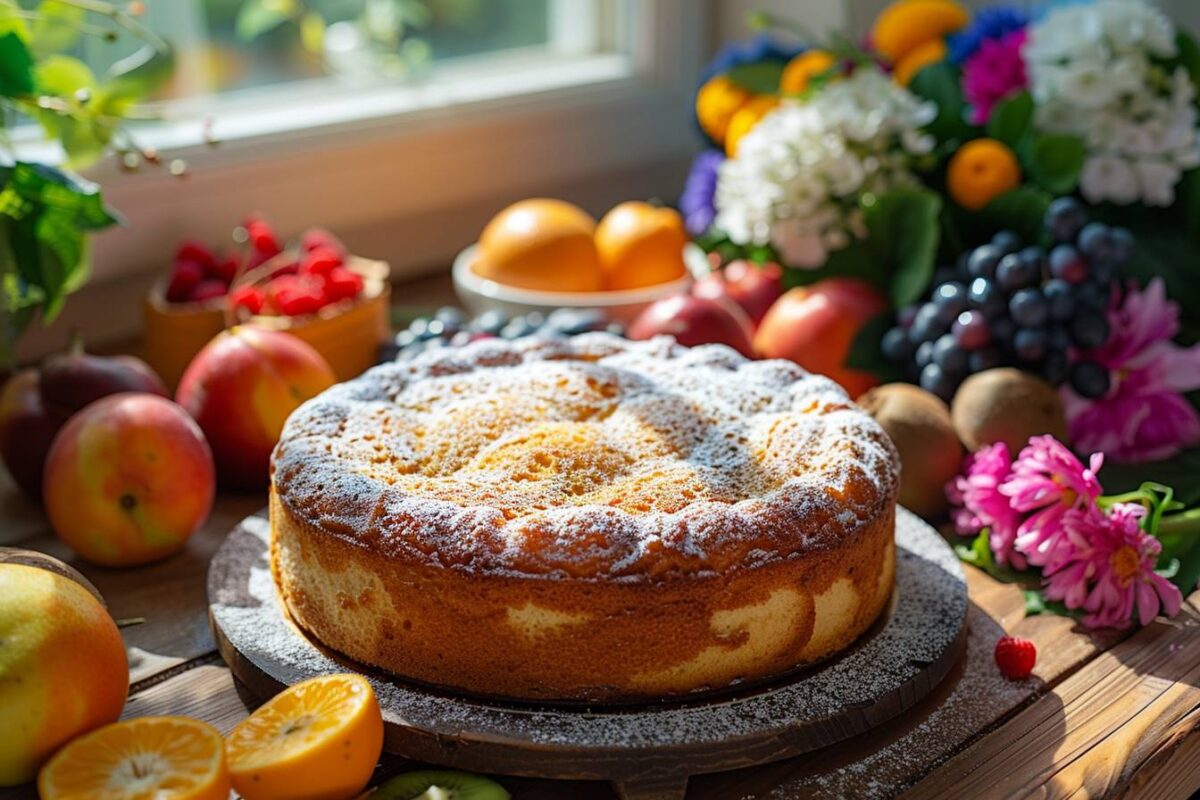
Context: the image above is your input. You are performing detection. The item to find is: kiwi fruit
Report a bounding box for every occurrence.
[370,770,510,800]
[951,368,1067,453]
[859,383,963,518]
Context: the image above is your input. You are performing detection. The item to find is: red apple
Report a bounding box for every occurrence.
[43,393,215,567]
[176,326,336,489]
[627,293,756,358]
[693,260,784,326]
[753,277,888,398]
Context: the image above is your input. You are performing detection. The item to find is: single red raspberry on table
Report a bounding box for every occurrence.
[229,284,266,315]
[994,636,1036,680]
[324,267,364,302]
[301,246,343,278]
[165,261,204,302]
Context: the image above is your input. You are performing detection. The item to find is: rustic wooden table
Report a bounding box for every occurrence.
[3,480,1199,800]
[4,275,1199,799]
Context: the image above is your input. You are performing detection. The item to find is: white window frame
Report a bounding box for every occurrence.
[79,0,707,286]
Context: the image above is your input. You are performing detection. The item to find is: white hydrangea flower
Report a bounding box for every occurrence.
[1028,0,1198,206]
[713,67,935,269]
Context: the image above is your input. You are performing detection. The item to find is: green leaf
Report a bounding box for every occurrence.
[864,189,943,307]
[1100,450,1200,510]
[0,30,35,96]
[909,61,976,143]
[0,1,29,42]
[299,11,325,54]
[30,0,84,58]
[955,529,1031,583]
[95,45,175,118]
[1175,30,1200,89]
[1027,134,1086,195]
[34,53,93,95]
[725,59,786,94]
[976,187,1053,246]
[845,312,906,383]
[236,0,298,41]
[986,91,1033,149]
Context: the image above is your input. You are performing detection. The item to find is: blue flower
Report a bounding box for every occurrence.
[679,150,724,236]
[947,6,1028,64]
[699,33,805,85]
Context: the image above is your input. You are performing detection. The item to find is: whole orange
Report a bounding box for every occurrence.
[893,38,947,85]
[947,138,1022,211]
[695,75,753,144]
[780,49,837,95]
[476,199,603,292]
[594,202,689,291]
[725,95,780,157]
[871,0,969,64]
[0,563,128,786]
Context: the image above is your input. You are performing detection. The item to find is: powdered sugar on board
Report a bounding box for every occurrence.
[272,334,901,580]
[209,508,966,776]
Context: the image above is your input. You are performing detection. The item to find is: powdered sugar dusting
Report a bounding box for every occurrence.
[272,334,900,579]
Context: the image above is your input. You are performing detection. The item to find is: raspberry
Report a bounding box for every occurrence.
[300,228,345,257]
[189,279,228,303]
[994,636,1036,680]
[246,219,281,256]
[301,246,342,278]
[208,252,241,283]
[174,240,215,269]
[229,284,266,315]
[324,267,364,302]
[165,261,204,302]
[268,274,325,317]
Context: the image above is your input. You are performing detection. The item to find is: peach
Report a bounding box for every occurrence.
[594,201,689,290]
[753,278,888,398]
[0,562,128,786]
[177,327,336,489]
[476,198,603,292]
[43,394,215,567]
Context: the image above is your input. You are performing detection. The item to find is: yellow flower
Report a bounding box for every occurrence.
[725,95,781,157]
[893,38,947,85]
[947,138,1021,211]
[871,0,969,64]
[780,49,837,95]
[696,75,753,145]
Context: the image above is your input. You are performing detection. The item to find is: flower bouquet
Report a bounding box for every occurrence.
[682,0,1200,631]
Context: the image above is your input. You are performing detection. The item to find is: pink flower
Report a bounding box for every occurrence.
[1063,278,1200,463]
[1003,435,1103,566]
[1044,503,1182,629]
[961,28,1027,125]
[945,442,1025,568]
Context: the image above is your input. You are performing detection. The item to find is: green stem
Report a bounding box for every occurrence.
[52,0,171,53]
[1159,507,1200,537]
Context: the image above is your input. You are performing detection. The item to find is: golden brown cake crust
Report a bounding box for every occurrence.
[271,334,901,701]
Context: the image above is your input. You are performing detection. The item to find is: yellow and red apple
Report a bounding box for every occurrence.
[43,393,215,567]
[754,277,888,398]
[177,326,336,489]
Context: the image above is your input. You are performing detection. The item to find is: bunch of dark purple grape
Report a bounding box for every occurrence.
[882,197,1131,402]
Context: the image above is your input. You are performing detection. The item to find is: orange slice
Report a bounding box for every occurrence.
[37,716,230,800]
[225,673,383,800]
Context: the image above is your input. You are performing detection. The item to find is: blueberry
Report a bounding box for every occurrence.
[1009,288,1049,327]
[882,326,912,362]
[992,316,1015,348]
[1047,324,1072,351]
[408,317,441,341]
[1069,361,1111,399]
[915,339,936,368]
[470,308,509,334]
[919,362,958,402]
[967,244,1003,280]
[1048,244,1088,284]
[1018,245,1046,274]
[909,303,947,344]
[1013,328,1048,362]
[1078,222,1114,263]
[1076,282,1110,313]
[953,310,991,351]
[991,230,1023,256]
[968,277,1007,317]
[933,281,969,321]
[394,329,417,348]
[897,304,920,329]
[1045,196,1088,243]
[605,322,626,336]
[996,253,1039,292]
[932,333,968,374]
[968,347,1005,372]
[1040,351,1069,386]
[1043,279,1076,322]
[434,305,467,332]
[500,316,541,339]
[1070,312,1111,349]
[1109,226,1135,266]
[547,307,606,335]
[1089,258,1116,286]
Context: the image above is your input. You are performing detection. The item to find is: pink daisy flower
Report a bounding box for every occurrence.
[1002,435,1103,567]
[946,441,1025,568]
[1045,503,1183,629]
[1064,278,1200,463]
[961,28,1028,125]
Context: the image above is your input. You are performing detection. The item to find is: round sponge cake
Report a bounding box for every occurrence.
[270,333,900,702]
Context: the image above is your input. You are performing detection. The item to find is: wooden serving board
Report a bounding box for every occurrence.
[208,508,968,800]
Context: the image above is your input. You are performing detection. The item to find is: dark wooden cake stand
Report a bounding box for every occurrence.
[208,508,967,800]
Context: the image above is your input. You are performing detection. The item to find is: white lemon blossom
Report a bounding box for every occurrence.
[1027,0,1200,206]
[714,67,935,269]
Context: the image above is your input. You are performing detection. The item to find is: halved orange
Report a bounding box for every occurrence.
[37,716,230,800]
[225,673,383,800]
